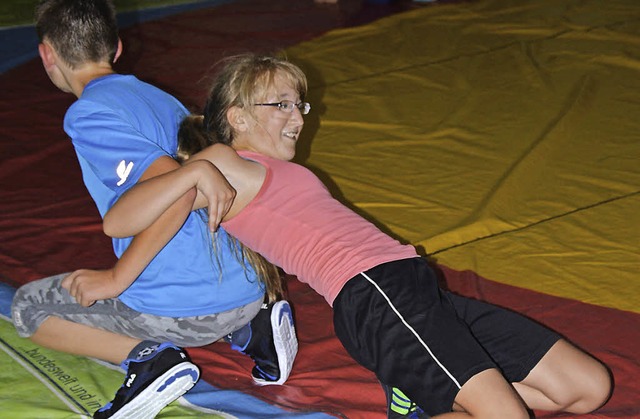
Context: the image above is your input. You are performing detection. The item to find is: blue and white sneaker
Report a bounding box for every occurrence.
[228,300,298,385]
[94,342,200,418]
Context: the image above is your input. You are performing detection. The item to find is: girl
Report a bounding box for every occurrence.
[104,54,611,418]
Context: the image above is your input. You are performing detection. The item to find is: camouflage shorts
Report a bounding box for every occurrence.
[11,273,263,347]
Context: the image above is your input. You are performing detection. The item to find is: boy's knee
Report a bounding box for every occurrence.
[11,281,49,338]
[11,286,30,336]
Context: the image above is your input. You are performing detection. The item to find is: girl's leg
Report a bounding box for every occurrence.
[334,259,533,418]
[434,368,530,419]
[435,340,612,418]
[446,292,611,416]
[512,339,612,414]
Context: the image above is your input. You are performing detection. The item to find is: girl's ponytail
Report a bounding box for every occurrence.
[177,114,211,162]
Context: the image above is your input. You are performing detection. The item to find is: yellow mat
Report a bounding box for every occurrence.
[287,0,640,313]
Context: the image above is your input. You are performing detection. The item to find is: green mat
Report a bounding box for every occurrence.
[0,317,223,418]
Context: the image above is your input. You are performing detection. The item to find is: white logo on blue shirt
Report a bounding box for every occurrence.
[116,160,134,186]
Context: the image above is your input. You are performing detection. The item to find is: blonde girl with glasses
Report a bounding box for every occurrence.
[104,53,611,419]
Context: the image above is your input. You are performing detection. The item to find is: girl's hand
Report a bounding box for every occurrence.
[191,160,236,231]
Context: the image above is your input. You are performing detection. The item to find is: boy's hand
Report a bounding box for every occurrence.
[192,160,236,232]
[61,269,124,307]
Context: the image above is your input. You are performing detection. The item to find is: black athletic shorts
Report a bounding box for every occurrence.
[332,257,560,416]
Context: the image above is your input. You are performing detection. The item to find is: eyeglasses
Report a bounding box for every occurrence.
[253,100,311,115]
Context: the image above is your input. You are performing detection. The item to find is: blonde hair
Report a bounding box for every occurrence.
[189,172,284,303]
[201,53,308,145]
[232,238,285,303]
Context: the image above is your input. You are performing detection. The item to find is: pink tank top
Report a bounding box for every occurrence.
[222,151,417,306]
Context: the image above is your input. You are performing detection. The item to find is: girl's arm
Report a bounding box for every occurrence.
[104,159,233,237]
[67,153,234,307]
[63,155,203,306]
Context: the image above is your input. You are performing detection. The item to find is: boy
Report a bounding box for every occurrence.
[11,1,297,418]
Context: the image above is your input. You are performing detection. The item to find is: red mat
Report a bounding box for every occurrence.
[184,268,639,418]
[1,1,637,417]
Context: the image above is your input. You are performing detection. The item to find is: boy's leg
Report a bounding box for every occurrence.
[12,274,140,363]
[32,318,199,419]
[11,275,199,419]
[31,318,200,419]
[94,342,199,419]
[12,273,263,347]
[31,316,139,364]
[226,298,298,385]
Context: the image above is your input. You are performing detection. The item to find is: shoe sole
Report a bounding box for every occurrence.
[109,362,200,418]
[254,300,298,386]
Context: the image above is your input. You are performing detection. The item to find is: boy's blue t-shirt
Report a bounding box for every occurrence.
[64,74,263,316]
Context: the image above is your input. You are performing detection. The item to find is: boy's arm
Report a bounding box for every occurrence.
[62,156,229,307]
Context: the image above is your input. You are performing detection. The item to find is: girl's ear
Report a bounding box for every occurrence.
[227,106,249,132]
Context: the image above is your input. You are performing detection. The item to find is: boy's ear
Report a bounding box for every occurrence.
[38,42,57,72]
[113,38,123,63]
[227,106,249,132]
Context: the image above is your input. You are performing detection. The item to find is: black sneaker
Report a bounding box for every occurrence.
[94,342,200,418]
[229,300,298,385]
[382,383,428,419]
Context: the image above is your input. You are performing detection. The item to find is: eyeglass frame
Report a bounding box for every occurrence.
[253,100,311,115]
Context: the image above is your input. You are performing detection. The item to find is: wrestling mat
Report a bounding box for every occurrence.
[0,0,638,417]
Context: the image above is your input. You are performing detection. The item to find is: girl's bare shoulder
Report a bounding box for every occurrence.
[192,142,233,159]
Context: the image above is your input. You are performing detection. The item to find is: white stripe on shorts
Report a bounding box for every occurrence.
[361,271,462,389]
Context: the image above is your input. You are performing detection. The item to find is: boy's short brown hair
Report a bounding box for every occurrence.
[35,0,119,69]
